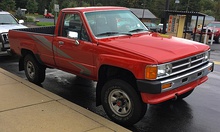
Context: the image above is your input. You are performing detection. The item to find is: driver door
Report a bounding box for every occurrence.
[53,12,95,78]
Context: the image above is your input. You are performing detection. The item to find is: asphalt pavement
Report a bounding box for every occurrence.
[210,43,220,51]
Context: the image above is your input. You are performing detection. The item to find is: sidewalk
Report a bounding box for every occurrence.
[0,68,131,132]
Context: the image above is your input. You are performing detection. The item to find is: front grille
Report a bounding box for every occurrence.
[1,33,9,44]
[0,33,10,50]
[170,52,208,76]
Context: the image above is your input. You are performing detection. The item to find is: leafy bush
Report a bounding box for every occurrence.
[15,8,27,20]
[26,16,35,22]
[26,0,38,14]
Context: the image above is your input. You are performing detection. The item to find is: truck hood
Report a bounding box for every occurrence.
[0,24,27,33]
[98,33,209,64]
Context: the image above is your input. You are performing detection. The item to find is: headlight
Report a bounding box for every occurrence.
[204,51,210,61]
[145,63,172,80]
[158,64,172,77]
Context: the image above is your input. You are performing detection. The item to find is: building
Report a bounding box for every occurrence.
[130,8,157,22]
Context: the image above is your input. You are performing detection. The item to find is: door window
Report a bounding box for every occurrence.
[62,13,90,42]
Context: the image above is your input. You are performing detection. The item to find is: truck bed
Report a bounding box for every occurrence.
[13,26,55,35]
[9,26,56,67]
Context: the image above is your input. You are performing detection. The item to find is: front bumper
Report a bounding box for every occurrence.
[137,62,214,94]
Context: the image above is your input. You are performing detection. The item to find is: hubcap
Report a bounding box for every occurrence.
[108,89,132,117]
[26,61,35,79]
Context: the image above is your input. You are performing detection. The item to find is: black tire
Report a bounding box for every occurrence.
[215,36,220,44]
[101,79,147,126]
[24,54,45,84]
[177,89,194,100]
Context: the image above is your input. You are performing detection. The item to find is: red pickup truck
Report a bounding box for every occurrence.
[9,7,214,126]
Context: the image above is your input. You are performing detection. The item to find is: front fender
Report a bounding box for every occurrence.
[96,54,156,79]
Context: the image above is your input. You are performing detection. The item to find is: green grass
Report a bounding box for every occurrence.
[36,22,54,26]
[26,16,35,22]
[26,13,44,18]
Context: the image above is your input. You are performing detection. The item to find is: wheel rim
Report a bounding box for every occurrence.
[108,89,132,117]
[26,61,35,79]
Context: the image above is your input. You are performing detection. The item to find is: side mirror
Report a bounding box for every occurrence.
[67,31,78,39]
[18,20,24,24]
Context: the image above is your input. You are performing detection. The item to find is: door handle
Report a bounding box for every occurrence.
[58,41,64,45]
[75,40,80,45]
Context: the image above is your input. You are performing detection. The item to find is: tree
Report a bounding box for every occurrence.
[26,0,38,14]
[151,0,166,19]
[49,0,58,14]
[36,0,50,15]
[0,0,16,11]
[15,0,28,8]
[81,1,90,6]
[61,0,78,9]
[214,1,220,20]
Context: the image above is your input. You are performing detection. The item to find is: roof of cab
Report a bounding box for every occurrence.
[61,6,129,13]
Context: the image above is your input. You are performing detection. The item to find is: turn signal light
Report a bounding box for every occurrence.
[145,65,157,80]
[162,83,172,89]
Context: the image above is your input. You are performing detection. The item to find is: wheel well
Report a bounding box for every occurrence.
[96,65,137,106]
[21,49,34,57]
[19,49,35,71]
[19,49,45,71]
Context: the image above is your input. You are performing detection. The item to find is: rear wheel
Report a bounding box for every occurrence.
[101,79,147,126]
[24,54,45,84]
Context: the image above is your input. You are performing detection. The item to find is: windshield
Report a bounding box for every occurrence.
[207,23,220,28]
[85,10,148,37]
[0,14,18,24]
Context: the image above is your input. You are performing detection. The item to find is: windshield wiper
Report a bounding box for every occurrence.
[118,32,132,36]
[129,28,147,33]
[96,32,132,37]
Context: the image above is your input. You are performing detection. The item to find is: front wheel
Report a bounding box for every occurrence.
[24,54,45,84]
[101,79,147,126]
